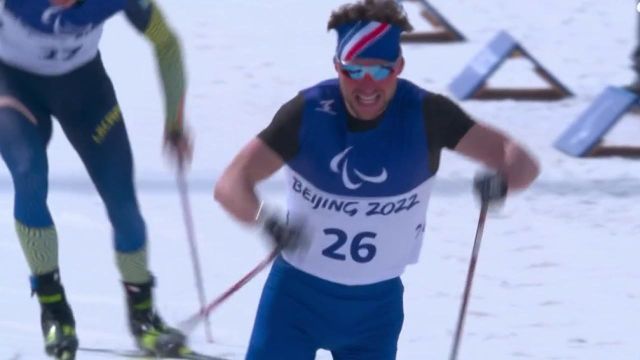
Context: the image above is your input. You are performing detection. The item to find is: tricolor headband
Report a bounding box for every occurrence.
[335,20,402,63]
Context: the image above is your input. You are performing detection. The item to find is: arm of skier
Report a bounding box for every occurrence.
[424,94,539,200]
[123,0,191,163]
[214,138,284,225]
[215,139,305,249]
[215,94,305,248]
[454,123,540,192]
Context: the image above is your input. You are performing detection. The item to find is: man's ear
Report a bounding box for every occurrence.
[333,57,341,74]
[395,56,405,75]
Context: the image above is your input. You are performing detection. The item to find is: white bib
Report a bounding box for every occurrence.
[282,169,434,285]
[0,8,103,75]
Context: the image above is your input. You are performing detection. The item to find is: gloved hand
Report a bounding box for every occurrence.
[473,171,508,205]
[164,127,193,168]
[256,205,306,251]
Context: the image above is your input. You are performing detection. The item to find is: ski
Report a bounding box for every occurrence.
[79,346,230,360]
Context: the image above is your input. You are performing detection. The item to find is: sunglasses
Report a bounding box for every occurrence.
[338,62,396,81]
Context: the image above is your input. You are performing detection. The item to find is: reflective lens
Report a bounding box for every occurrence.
[340,63,394,81]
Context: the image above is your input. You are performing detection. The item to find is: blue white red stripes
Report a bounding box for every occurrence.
[337,21,392,62]
[334,20,402,63]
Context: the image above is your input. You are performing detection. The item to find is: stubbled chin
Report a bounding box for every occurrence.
[353,106,384,120]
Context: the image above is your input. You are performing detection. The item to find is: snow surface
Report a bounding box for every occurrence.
[1,0,639,359]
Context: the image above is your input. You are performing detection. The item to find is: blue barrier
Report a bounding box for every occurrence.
[449,30,572,100]
[554,86,639,157]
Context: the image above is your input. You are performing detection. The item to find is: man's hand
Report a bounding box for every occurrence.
[257,205,306,251]
[164,127,193,168]
[473,171,508,205]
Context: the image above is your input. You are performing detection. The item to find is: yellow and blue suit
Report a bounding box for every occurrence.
[0,0,185,283]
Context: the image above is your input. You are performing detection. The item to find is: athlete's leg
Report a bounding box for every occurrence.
[0,97,56,275]
[246,259,319,360]
[0,88,77,357]
[330,280,404,360]
[51,56,187,356]
[51,57,149,284]
[329,304,403,360]
[59,104,150,282]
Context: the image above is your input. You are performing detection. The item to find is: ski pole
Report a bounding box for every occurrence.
[178,248,279,335]
[449,199,489,360]
[176,162,214,343]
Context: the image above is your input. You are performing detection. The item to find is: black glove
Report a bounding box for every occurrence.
[163,127,193,168]
[257,206,306,251]
[473,172,508,204]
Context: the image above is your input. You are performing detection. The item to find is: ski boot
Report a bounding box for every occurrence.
[124,278,188,357]
[32,270,78,360]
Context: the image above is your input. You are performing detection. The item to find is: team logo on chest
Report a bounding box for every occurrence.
[42,6,93,35]
[330,146,388,190]
[315,99,336,115]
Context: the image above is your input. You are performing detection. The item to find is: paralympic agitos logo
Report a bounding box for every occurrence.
[330,146,388,190]
[42,5,93,35]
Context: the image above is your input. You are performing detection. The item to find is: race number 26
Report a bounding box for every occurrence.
[321,228,377,263]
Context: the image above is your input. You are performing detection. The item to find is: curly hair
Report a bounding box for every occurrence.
[327,0,413,32]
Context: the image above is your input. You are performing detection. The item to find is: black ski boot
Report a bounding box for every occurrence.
[124,278,188,357]
[32,270,78,360]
